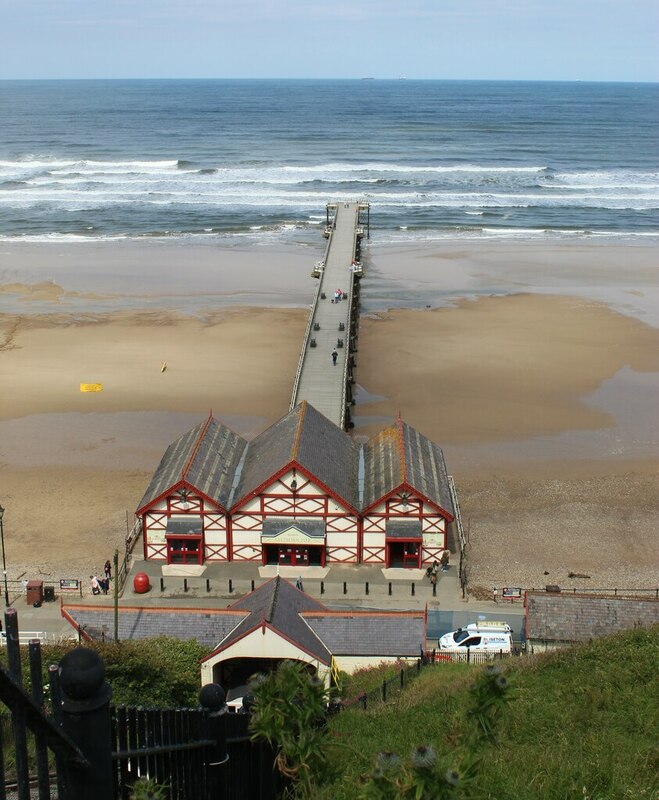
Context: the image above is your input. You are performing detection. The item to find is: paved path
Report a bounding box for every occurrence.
[290,202,361,426]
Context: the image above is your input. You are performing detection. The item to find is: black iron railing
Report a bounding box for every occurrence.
[0,607,282,800]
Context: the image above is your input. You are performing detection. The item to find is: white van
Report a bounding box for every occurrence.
[439,621,513,654]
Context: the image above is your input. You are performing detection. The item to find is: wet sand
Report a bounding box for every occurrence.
[1,238,658,590]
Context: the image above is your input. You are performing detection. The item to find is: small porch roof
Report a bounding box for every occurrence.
[166,516,204,536]
[261,518,326,541]
[385,520,423,539]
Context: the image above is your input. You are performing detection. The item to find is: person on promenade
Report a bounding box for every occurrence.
[90,575,100,595]
[332,348,338,366]
[104,560,112,581]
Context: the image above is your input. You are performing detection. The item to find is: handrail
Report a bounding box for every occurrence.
[290,211,336,411]
[289,271,325,411]
[338,267,356,428]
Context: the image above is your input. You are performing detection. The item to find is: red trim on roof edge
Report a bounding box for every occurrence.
[181,412,214,480]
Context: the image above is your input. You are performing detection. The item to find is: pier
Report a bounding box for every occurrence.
[290,201,370,428]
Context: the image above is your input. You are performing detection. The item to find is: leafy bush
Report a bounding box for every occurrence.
[1,637,209,708]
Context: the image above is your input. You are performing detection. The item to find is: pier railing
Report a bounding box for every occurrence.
[289,213,335,412]
[448,475,468,597]
[338,271,356,429]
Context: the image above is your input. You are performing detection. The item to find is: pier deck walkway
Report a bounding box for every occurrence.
[290,201,368,427]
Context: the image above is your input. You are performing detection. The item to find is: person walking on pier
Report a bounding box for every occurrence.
[331,348,338,366]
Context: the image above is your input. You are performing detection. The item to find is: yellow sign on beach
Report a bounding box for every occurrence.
[80,383,103,393]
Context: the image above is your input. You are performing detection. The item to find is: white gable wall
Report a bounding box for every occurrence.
[200,626,328,684]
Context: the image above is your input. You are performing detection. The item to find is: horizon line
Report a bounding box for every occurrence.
[1,77,658,85]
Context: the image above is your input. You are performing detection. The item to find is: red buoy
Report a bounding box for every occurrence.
[133,572,150,594]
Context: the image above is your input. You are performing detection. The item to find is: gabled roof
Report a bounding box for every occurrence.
[62,586,426,664]
[210,576,331,664]
[362,417,454,516]
[303,611,425,656]
[137,415,248,513]
[61,605,247,649]
[231,402,360,511]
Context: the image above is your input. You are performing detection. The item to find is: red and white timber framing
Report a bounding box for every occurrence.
[361,487,453,566]
[140,480,229,562]
[230,465,359,563]
[140,474,452,567]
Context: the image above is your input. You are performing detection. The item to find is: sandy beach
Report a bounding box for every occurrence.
[1,238,657,592]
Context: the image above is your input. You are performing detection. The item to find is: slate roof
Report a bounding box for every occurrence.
[137,416,247,513]
[304,612,425,656]
[63,583,426,663]
[526,593,659,642]
[362,418,454,515]
[231,402,360,511]
[218,577,331,664]
[62,606,247,649]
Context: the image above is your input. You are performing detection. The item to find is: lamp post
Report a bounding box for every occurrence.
[0,505,8,606]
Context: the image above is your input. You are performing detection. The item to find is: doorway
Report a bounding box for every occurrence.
[166,535,202,565]
[386,540,421,568]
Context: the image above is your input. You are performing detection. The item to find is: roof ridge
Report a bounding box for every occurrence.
[266,575,280,623]
[291,401,306,462]
[396,415,407,483]
[181,413,214,480]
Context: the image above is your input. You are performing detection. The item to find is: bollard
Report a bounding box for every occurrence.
[160,577,164,592]
[229,579,233,593]
[343,582,347,595]
[184,578,188,593]
[199,684,228,796]
[365,581,369,596]
[206,578,210,592]
[57,648,114,800]
[388,582,392,596]
[320,581,325,595]
[432,582,437,597]
[251,580,255,591]
[411,582,415,596]
[381,680,387,703]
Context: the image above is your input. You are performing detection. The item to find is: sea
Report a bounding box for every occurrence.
[0,79,657,244]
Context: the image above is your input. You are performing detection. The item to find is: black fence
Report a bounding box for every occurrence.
[343,659,423,711]
[0,607,283,800]
[491,586,659,603]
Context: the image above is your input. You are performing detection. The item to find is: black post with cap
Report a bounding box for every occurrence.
[199,683,228,796]
[57,647,114,799]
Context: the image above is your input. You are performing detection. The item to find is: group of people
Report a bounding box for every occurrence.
[425,551,450,585]
[90,560,112,595]
[332,289,344,303]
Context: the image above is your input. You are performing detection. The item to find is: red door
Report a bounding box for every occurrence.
[277,546,309,566]
[167,536,202,565]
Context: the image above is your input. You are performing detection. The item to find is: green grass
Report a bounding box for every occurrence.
[319,626,659,800]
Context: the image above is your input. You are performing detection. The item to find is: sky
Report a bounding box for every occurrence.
[1,0,658,81]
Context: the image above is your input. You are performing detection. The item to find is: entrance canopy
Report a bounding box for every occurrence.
[385,520,423,540]
[261,518,326,545]
[166,516,203,535]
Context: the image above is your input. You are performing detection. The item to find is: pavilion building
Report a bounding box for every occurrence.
[137,402,454,569]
